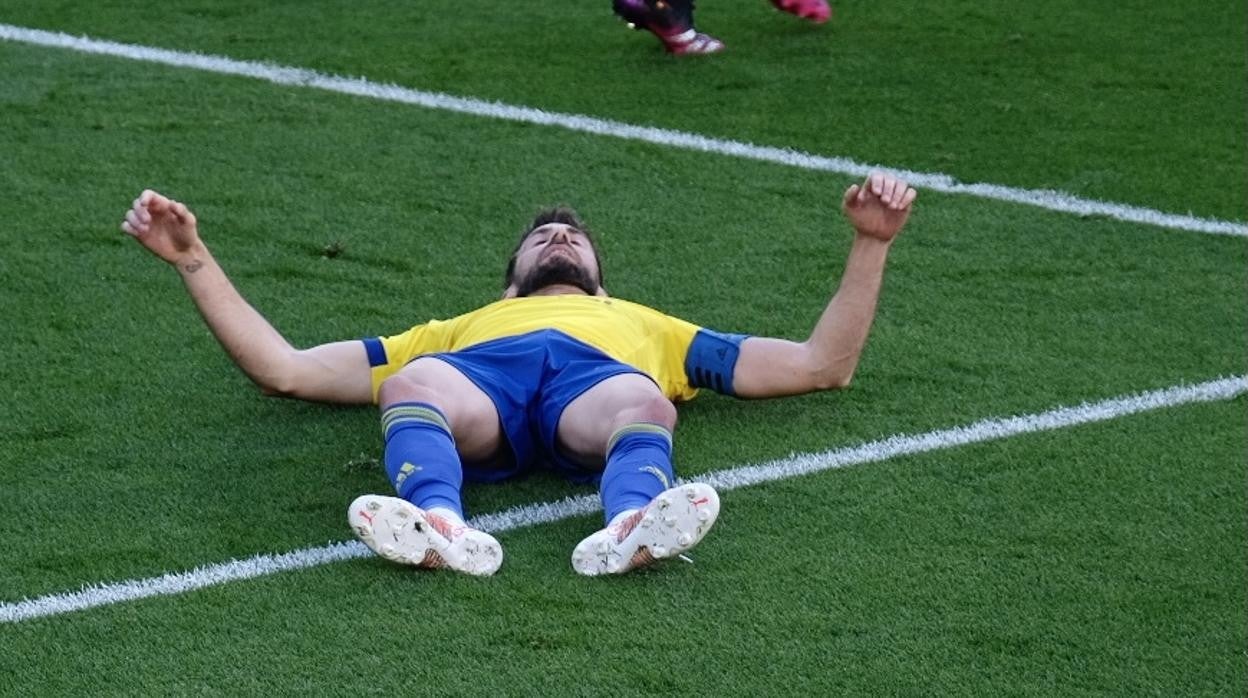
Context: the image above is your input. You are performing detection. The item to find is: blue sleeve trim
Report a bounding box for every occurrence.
[361,337,387,368]
[685,329,748,396]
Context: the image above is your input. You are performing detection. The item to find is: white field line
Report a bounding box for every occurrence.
[1,23,1245,238]
[2,375,1244,624]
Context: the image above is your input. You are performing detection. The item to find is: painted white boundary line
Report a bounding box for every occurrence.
[3,375,1243,623]
[1,23,1245,238]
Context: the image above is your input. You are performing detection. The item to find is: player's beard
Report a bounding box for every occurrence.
[514,255,598,297]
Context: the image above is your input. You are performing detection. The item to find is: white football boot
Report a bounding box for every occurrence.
[348,494,503,576]
[572,482,720,576]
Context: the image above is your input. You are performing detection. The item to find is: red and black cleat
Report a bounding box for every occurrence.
[613,0,725,54]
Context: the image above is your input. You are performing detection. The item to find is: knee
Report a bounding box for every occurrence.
[625,391,678,431]
[377,373,441,408]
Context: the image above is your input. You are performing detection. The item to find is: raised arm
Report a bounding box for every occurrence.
[120,190,373,404]
[731,172,916,399]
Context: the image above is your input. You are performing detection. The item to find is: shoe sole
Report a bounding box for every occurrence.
[348,494,503,576]
[571,483,720,576]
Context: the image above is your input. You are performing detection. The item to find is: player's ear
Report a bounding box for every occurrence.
[595,286,609,297]
[502,284,518,299]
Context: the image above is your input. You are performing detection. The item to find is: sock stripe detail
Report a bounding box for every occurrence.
[606,423,673,454]
[639,465,672,490]
[381,404,451,437]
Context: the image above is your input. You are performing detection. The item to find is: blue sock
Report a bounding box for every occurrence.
[599,423,675,524]
[381,402,464,518]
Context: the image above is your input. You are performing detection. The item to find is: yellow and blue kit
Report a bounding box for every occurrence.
[361,295,746,483]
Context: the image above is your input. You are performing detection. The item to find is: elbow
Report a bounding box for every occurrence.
[814,369,854,391]
[832,371,855,390]
[253,370,299,398]
[258,383,293,398]
[250,350,306,398]
[800,342,860,392]
[810,355,857,391]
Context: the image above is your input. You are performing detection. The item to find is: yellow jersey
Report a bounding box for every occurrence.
[365,295,710,403]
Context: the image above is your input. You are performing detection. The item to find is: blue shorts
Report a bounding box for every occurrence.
[426,329,646,484]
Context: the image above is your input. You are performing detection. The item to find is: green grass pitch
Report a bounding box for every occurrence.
[0,1,1244,694]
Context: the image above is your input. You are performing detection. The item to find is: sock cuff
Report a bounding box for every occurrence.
[606,422,673,455]
[381,401,452,439]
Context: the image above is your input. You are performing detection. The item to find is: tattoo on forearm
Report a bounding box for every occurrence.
[182,260,203,274]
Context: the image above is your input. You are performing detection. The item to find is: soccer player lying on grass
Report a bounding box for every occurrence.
[119,172,916,577]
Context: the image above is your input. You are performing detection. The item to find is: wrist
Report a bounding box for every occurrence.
[851,229,894,250]
[174,242,212,274]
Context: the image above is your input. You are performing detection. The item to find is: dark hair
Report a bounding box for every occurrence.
[504,206,605,290]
